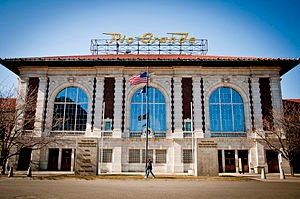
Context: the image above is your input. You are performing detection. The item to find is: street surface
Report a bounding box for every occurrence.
[0,178,299,199]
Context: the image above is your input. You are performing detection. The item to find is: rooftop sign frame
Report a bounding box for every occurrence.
[90,32,208,55]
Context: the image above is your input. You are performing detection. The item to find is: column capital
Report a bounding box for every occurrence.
[173,76,182,82]
[39,76,48,81]
[96,76,104,81]
[115,76,124,81]
[192,76,201,82]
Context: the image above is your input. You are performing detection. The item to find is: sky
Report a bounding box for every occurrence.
[0,0,299,98]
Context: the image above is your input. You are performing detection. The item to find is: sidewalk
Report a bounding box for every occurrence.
[220,172,300,182]
[1,171,299,182]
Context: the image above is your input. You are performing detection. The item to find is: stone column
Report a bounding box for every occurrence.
[192,77,203,138]
[31,148,40,171]
[71,148,75,172]
[112,147,122,172]
[173,77,183,138]
[222,150,226,172]
[113,77,123,138]
[251,77,263,131]
[254,140,266,173]
[235,149,239,173]
[270,76,283,112]
[16,77,29,131]
[34,77,48,137]
[58,148,62,171]
[39,147,48,170]
[93,77,104,136]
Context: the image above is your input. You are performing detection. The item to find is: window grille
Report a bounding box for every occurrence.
[100,149,112,163]
[129,149,140,163]
[155,150,167,163]
[183,149,192,163]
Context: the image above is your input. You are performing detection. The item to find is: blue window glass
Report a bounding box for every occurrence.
[105,121,111,131]
[130,87,166,132]
[185,121,191,132]
[53,87,88,131]
[209,87,244,132]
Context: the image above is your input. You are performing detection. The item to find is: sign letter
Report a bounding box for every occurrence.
[142,32,153,44]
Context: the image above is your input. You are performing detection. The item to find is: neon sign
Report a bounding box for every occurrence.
[90,32,208,55]
[103,32,197,45]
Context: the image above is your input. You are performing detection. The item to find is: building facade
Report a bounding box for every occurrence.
[1,54,299,175]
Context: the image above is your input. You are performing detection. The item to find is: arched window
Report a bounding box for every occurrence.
[209,87,244,132]
[130,87,166,133]
[52,87,88,131]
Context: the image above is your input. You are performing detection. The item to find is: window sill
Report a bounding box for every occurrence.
[210,132,247,138]
[50,131,85,136]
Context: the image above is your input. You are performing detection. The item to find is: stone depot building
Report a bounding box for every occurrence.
[1,53,300,175]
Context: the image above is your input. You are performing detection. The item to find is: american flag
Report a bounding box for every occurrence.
[130,72,147,85]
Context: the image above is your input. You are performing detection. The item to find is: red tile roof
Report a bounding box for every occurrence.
[1,54,299,76]
[3,54,298,61]
[283,99,300,103]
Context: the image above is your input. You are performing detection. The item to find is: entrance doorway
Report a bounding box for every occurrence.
[61,149,72,171]
[292,152,300,173]
[238,150,249,173]
[266,150,279,173]
[17,148,32,170]
[48,149,59,171]
[218,150,223,172]
[225,150,235,172]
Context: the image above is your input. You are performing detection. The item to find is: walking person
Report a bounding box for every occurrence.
[145,159,155,179]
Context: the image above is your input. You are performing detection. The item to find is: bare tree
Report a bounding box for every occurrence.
[0,83,59,175]
[256,102,300,176]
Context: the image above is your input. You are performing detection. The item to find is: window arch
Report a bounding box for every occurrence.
[130,87,166,132]
[209,87,244,132]
[52,86,88,131]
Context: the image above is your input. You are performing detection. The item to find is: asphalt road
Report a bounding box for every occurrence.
[0,178,299,199]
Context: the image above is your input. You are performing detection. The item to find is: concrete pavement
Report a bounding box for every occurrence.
[0,172,300,199]
[0,177,300,199]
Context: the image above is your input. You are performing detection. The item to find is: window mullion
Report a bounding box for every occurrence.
[231,89,235,131]
[74,88,78,131]
[153,89,155,130]
[62,89,67,131]
[219,89,222,131]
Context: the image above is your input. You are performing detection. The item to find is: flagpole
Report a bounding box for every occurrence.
[191,102,194,174]
[145,66,149,172]
[100,102,105,174]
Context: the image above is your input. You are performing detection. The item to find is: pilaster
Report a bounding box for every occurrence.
[113,77,123,138]
[251,77,263,131]
[16,77,29,131]
[270,76,283,112]
[93,77,104,136]
[173,77,183,138]
[34,77,48,137]
[192,77,203,138]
